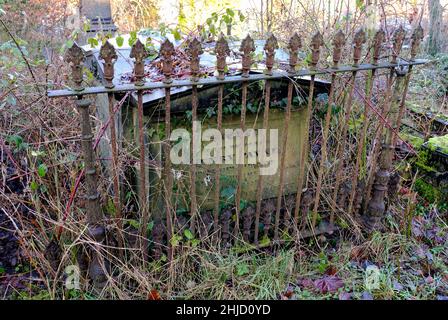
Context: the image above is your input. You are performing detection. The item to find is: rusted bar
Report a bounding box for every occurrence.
[77,98,107,289]
[235,34,255,238]
[76,99,103,226]
[330,29,366,225]
[48,61,427,98]
[130,39,150,259]
[294,32,323,230]
[365,26,423,222]
[394,25,424,144]
[348,29,385,216]
[365,67,407,230]
[160,39,175,260]
[187,37,203,233]
[243,206,254,242]
[65,43,106,289]
[254,33,281,245]
[268,33,296,241]
[364,26,406,215]
[311,30,346,229]
[214,34,230,234]
[99,41,123,248]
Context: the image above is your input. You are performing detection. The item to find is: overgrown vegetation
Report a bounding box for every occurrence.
[1,0,448,300]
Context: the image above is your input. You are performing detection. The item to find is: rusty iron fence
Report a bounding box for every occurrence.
[47,26,426,279]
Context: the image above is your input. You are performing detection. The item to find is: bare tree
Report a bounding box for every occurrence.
[427,0,443,55]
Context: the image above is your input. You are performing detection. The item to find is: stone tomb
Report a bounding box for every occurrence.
[84,38,330,213]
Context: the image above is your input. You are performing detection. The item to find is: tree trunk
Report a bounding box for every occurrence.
[427,0,443,56]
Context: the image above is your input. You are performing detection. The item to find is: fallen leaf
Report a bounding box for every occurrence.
[339,292,352,300]
[325,265,338,276]
[393,280,404,291]
[361,291,373,300]
[313,275,344,293]
[148,289,161,300]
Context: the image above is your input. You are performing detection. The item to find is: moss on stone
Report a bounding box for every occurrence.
[414,149,438,173]
[401,132,424,149]
[427,135,448,154]
[414,178,442,204]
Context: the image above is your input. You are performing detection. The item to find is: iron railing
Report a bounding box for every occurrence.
[48,26,425,284]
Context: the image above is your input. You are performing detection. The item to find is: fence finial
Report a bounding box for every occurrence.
[372,28,385,65]
[160,39,175,84]
[391,25,406,63]
[130,39,148,86]
[332,30,346,68]
[288,32,301,74]
[353,28,366,66]
[410,24,424,61]
[215,33,230,80]
[99,40,117,88]
[65,42,85,91]
[310,31,324,69]
[264,34,278,76]
[240,34,255,77]
[187,37,203,82]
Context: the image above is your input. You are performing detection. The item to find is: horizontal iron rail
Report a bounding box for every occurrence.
[48,60,427,98]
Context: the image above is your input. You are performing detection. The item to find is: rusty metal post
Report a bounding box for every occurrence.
[66,43,106,289]
[235,34,255,238]
[214,34,230,235]
[253,34,278,244]
[78,99,107,288]
[312,30,346,229]
[130,39,150,260]
[364,26,406,214]
[160,39,175,260]
[294,32,323,230]
[348,29,385,216]
[365,67,407,230]
[394,25,424,144]
[99,41,123,251]
[186,37,203,234]
[76,99,103,226]
[330,29,366,225]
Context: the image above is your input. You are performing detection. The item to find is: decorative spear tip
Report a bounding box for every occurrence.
[288,32,302,51]
[412,24,424,41]
[240,34,255,53]
[187,37,203,56]
[311,31,324,46]
[160,38,175,57]
[393,25,406,41]
[374,28,386,41]
[130,38,148,59]
[99,40,117,61]
[216,34,230,56]
[65,42,85,64]
[354,28,367,45]
[333,30,346,46]
[264,33,279,52]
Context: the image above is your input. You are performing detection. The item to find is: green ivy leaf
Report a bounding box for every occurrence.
[128,31,137,46]
[30,181,39,191]
[87,37,99,47]
[116,35,124,47]
[184,229,194,240]
[238,11,245,22]
[170,234,182,247]
[172,28,181,41]
[37,163,47,178]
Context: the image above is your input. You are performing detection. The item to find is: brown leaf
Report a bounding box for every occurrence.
[148,289,161,300]
[313,275,344,294]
